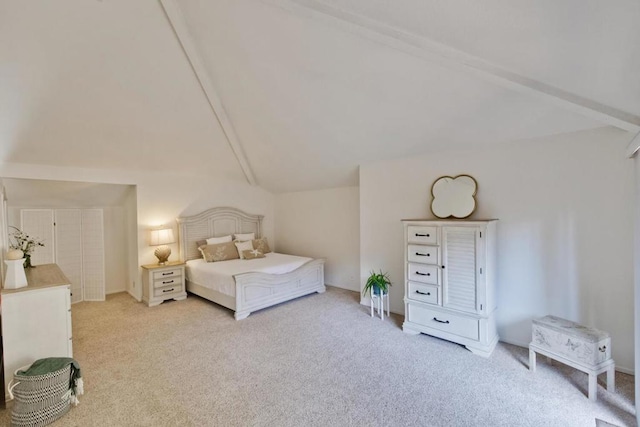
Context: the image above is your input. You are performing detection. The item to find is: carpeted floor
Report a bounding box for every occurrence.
[0,286,635,426]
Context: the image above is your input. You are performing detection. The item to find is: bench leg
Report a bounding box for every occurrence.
[606,365,615,393]
[588,373,597,401]
[529,349,536,372]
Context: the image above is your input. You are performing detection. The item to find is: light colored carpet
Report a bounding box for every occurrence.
[0,286,635,426]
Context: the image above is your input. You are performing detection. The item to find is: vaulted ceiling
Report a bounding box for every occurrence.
[1,0,639,192]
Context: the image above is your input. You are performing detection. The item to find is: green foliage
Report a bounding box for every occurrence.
[362,270,392,296]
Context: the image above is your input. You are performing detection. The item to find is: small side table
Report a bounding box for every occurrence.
[370,291,389,320]
[141,261,187,307]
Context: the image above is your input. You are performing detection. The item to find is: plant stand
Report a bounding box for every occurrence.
[370,291,389,320]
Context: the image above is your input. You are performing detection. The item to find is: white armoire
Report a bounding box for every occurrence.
[20,208,105,303]
[402,219,498,357]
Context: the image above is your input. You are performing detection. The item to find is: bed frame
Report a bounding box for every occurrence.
[177,207,325,320]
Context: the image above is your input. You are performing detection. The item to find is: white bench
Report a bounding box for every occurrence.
[529,315,615,401]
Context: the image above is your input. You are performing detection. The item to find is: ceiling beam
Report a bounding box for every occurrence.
[160,0,257,185]
[626,131,640,158]
[262,0,640,133]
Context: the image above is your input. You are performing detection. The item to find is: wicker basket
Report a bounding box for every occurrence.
[9,364,72,427]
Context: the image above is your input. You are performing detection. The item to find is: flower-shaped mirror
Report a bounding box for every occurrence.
[430,175,478,219]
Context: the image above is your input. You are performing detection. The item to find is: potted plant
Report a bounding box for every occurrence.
[8,226,45,268]
[362,270,392,297]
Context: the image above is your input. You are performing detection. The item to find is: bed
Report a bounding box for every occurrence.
[177,207,325,319]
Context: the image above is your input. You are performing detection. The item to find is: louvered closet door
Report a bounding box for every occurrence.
[21,209,55,266]
[442,227,478,314]
[55,209,83,304]
[81,209,105,301]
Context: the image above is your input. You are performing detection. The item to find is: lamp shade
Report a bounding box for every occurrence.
[149,228,175,246]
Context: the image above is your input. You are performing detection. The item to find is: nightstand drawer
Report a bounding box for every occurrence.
[153,268,182,281]
[154,283,182,298]
[153,276,181,289]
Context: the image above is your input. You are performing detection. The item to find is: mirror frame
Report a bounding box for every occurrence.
[430,174,478,219]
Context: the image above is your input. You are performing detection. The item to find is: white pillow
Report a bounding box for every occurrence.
[207,235,232,244]
[234,232,255,242]
[234,240,254,259]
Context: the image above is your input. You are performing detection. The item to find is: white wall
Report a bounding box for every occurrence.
[0,163,275,300]
[634,151,640,424]
[275,187,360,291]
[360,127,635,372]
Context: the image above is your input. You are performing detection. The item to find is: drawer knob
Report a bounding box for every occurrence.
[162,272,174,276]
[416,233,430,237]
[433,317,449,324]
[415,272,431,277]
[415,253,431,257]
[599,346,607,352]
[162,288,175,293]
[416,290,431,296]
[162,280,174,284]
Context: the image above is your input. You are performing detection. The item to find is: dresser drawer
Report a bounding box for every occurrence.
[154,283,183,298]
[153,267,182,281]
[408,263,439,285]
[408,282,438,304]
[407,226,437,245]
[407,304,479,341]
[408,244,438,264]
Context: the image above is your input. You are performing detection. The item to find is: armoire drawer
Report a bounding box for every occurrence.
[407,263,439,285]
[407,226,438,245]
[407,282,438,304]
[407,245,438,264]
[407,304,479,341]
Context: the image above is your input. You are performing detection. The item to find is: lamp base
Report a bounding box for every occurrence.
[154,245,171,265]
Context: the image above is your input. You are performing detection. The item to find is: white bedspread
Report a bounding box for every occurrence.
[185,253,313,297]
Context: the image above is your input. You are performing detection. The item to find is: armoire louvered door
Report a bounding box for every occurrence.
[20,208,105,302]
[442,227,478,314]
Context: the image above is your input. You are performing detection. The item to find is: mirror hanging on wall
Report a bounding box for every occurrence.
[430,174,478,219]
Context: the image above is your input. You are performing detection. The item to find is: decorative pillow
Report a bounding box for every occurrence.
[199,242,239,262]
[207,235,232,244]
[196,239,207,249]
[234,240,254,259]
[242,249,265,260]
[234,232,255,242]
[252,237,271,254]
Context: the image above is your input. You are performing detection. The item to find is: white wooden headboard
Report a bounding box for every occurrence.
[176,207,263,261]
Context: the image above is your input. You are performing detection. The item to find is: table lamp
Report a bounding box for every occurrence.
[149,227,175,265]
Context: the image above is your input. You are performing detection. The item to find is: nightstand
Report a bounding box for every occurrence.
[141,261,187,307]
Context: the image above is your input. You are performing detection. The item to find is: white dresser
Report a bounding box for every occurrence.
[402,219,498,357]
[1,264,73,398]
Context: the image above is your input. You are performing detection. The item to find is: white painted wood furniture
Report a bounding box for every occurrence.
[177,207,325,320]
[370,290,389,320]
[141,261,187,307]
[529,315,615,401]
[1,264,73,399]
[401,219,498,357]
